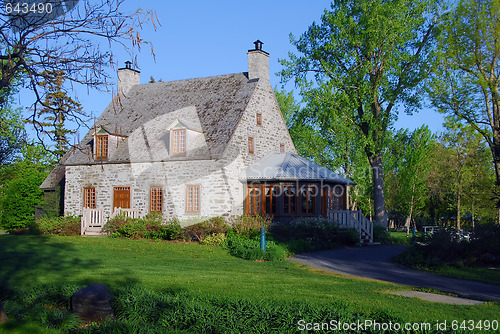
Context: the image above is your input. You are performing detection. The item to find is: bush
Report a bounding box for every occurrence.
[223,235,288,261]
[270,218,359,254]
[200,233,227,246]
[183,216,229,242]
[373,224,389,243]
[0,168,46,231]
[104,213,184,240]
[28,216,81,236]
[228,215,271,239]
[394,225,500,269]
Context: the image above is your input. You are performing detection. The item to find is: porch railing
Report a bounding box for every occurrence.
[81,208,105,235]
[81,208,142,235]
[328,209,373,243]
[111,207,141,219]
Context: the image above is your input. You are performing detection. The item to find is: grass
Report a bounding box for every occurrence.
[410,264,500,286]
[0,235,499,330]
[388,231,420,245]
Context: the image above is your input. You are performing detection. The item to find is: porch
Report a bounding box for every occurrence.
[80,207,141,236]
[328,209,373,243]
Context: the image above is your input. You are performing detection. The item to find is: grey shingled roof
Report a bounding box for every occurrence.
[239,153,355,185]
[64,72,258,165]
[39,147,74,189]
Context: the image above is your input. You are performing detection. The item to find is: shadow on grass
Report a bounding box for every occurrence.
[0,235,139,293]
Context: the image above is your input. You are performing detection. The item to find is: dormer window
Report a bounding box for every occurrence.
[172,129,186,154]
[96,135,108,159]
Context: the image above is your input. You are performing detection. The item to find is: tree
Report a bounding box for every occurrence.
[0,0,158,130]
[32,70,85,158]
[384,126,434,231]
[0,105,25,165]
[0,143,52,230]
[280,0,442,226]
[427,0,500,206]
[441,118,495,228]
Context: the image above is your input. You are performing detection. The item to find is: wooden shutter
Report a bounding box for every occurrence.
[113,187,130,209]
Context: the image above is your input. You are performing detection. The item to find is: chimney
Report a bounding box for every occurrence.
[117,61,140,95]
[247,40,269,82]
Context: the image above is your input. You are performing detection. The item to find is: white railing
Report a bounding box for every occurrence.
[81,208,104,235]
[111,207,141,219]
[328,209,373,243]
[81,207,142,236]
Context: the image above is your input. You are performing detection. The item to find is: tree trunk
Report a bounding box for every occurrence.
[457,184,461,231]
[472,198,475,229]
[369,154,388,227]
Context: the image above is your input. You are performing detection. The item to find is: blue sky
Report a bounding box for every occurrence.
[17,0,445,142]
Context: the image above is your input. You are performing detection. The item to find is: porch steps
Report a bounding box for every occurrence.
[83,227,106,237]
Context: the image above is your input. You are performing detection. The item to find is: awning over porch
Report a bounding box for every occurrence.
[239,153,355,185]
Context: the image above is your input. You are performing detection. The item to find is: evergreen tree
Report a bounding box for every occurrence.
[34,71,85,158]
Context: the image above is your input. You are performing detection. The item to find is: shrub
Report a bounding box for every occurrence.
[183,216,229,242]
[28,216,81,236]
[394,225,500,269]
[200,233,227,246]
[104,214,184,240]
[104,214,143,239]
[270,218,359,254]
[223,235,287,261]
[373,224,389,243]
[0,168,46,231]
[228,215,271,239]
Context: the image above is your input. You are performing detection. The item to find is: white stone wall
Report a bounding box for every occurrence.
[216,79,298,216]
[65,159,240,226]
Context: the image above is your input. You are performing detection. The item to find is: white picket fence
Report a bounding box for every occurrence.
[81,207,141,235]
[328,209,373,243]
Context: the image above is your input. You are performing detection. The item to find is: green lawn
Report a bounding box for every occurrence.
[1,235,499,329]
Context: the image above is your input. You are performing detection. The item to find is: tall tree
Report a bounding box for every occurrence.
[385,126,434,231]
[280,0,442,226]
[0,0,158,133]
[276,88,373,214]
[427,0,500,206]
[442,118,494,228]
[33,71,85,158]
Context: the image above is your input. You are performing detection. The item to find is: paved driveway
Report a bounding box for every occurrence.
[290,245,500,301]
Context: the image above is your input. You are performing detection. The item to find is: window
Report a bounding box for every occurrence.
[300,185,317,215]
[248,137,254,154]
[283,185,297,215]
[246,185,261,215]
[150,187,163,213]
[186,185,200,213]
[280,144,285,153]
[256,113,262,125]
[113,187,131,209]
[172,129,186,154]
[83,187,96,209]
[331,185,345,210]
[262,185,278,216]
[96,135,108,159]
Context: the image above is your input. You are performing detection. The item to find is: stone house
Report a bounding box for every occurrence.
[40,41,371,240]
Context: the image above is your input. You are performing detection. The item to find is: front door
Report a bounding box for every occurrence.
[114,187,131,209]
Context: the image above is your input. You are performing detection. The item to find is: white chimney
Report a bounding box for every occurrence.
[247,40,269,82]
[117,61,140,95]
